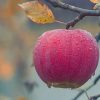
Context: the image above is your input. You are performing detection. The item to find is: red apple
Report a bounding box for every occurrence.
[33,29,99,88]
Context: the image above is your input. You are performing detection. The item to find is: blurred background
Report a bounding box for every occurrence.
[0,0,100,100]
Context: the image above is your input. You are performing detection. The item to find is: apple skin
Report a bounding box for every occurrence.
[33,29,99,88]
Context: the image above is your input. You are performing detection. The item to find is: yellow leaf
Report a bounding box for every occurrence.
[19,1,55,24]
[90,0,100,3]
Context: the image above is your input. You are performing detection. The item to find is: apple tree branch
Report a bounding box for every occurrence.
[46,0,100,29]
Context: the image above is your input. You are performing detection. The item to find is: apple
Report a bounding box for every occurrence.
[33,29,99,88]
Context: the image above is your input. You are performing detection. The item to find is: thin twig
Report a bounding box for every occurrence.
[84,90,90,100]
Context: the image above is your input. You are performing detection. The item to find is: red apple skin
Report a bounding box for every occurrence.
[33,29,99,88]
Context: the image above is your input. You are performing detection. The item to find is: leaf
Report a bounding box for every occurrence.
[93,3,100,9]
[90,0,100,3]
[18,1,55,24]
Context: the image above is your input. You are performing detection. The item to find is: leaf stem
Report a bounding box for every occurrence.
[55,20,67,25]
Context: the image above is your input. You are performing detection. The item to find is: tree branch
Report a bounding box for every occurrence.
[71,74,100,100]
[47,0,99,13]
[95,32,100,42]
[90,94,100,100]
[46,0,100,29]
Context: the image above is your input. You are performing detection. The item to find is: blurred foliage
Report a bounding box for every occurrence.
[0,0,39,100]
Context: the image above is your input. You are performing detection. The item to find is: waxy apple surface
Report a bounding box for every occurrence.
[33,29,99,88]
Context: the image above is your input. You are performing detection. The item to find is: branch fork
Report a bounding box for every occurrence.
[47,0,100,29]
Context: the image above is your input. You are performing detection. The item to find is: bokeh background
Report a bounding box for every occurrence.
[0,0,100,100]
